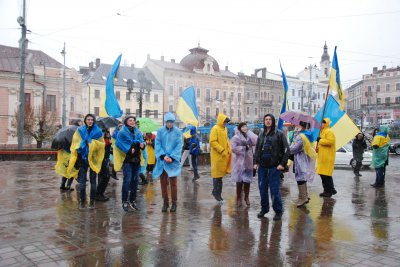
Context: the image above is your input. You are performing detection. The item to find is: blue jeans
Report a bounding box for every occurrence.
[122,162,140,203]
[375,166,385,186]
[78,162,97,202]
[258,166,283,214]
[191,154,198,177]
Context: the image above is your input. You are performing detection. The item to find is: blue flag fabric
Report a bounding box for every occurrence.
[104,54,123,118]
[278,63,289,129]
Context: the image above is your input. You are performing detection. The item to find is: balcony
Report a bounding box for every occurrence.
[259,100,273,106]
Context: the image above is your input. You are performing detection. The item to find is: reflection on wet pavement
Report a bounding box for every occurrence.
[1,158,400,266]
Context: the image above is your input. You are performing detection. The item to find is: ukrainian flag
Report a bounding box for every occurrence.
[313,95,359,150]
[100,54,123,118]
[278,63,289,130]
[329,46,345,110]
[176,86,199,126]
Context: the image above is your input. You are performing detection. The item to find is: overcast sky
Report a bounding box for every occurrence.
[1,0,399,88]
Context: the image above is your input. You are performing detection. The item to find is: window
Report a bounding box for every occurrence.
[223,108,226,115]
[376,85,380,92]
[223,91,227,101]
[271,95,274,102]
[292,89,295,96]
[368,86,372,92]
[94,89,100,99]
[238,110,241,119]
[169,85,174,96]
[314,104,316,113]
[377,98,381,104]
[298,102,300,110]
[255,108,258,116]
[216,90,220,100]
[216,108,219,116]
[323,93,326,99]
[207,64,211,72]
[145,110,150,117]
[126,92,131,100]
[318,92,320,99]
[298,91,301,97]
[70,97,75,112]
[395,97,400,103]
[145,94,150,102]
[136,109,140,116]
[246,92,250,101]
[292,102,295,110]
[385,97,390,104]
[47,95,56,112]
[246,107,250,115]
[238,93,242,103]
[116,91,120,100]
[126,108,131,115]
[255,93,258,100]
[206,89,211,100]
[24,93,31,108]
[396,83,400,91]
[94,107,99,116]
[230,92,234,101]
[197,88,201,97]
[179,87,183,96]
[206,107,210,117]
[154,110,158,119]
[169,105,173,112]
[386,84,390,91]
[154,94,158,102]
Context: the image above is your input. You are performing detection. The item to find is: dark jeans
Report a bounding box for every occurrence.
[258,166,283,214]
[191,154,199,177]
[122,162,140,203]
[78,162,97,202]
[374,166,385,186]
[354,160,362,174]
[97,158,110,196]
[320,175,336,194]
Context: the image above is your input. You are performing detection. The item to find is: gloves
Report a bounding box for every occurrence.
[245,145,250,151]
[317,137,321,142]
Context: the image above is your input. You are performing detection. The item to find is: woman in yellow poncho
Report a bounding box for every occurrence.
[67,114,105,209]
[370,125,390,188]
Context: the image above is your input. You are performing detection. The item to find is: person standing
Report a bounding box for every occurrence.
[352,133,367,176]
[68,114,105,209]
[316,118,337,198]
[189,126,200,181]
[181,134,193,170]
[96,129,112,201]
[153,113,183,212]
[370,125,390,188]
[254,114,290,220]
[145,133,156,175]
[289,121,317,207]
[209,113,232,202]
[231,122,257,207]
[114,116,146,212]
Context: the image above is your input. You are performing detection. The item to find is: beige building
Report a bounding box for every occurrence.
[145,45,244,126]
[347,65,400,126]
[0,44,85,148]
[80,60,164,124]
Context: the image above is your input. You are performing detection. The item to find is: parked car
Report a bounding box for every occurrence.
[335,143,372,168]
[389,142,400,155]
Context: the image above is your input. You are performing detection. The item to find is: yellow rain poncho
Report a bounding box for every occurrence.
[316,118,336,176]
[210,113,231,178]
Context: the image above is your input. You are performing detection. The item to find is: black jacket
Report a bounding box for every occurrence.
[254,129,290,168]
[352,138,367,161]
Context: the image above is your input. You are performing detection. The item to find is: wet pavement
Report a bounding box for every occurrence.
[0,155,400,266]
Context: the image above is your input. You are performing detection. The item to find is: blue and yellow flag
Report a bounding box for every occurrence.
[312,95,359,150]
[278,63,289,130]
[100,54,123,118]
[176,86,199,126]
[329,46,345,110]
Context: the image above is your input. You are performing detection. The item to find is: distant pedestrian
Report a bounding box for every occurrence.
[210,113,232,202]
[189,126,200,181]
[114,116,146,212]
[96,129,112,201]
[254,114,290,221]
[230,122,257,207]
[145,133,156,175]
[352,133,367,177]
[316,118,337,198]
[181,134,193,170]
[68,114,105,210]
[153,113,183,212]
[289,121,317,207]
[370,125,390,188]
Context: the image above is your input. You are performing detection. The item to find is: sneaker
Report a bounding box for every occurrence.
[129,201,139,211]
[122,202,129,212]
[273,213,282,221]
[257,210,268,218]
[89,200,95,209]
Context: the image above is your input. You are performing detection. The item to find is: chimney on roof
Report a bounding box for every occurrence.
[95,58,100,68]
[171,59,175,63]
[161,56,164,61]
[225,66,228,71]
[89,62,94,71]
[383,65,386,71]
[147,54,150,60]
[373,67,378,74]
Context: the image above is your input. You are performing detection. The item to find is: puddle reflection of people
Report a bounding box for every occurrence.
[351,175,366,216]
[315,198,336,263]
[208,205,230,252]
[370,189,388,252]
[119,214,144,266]
[154,215,178,267]
[257,218,283,266]
[286,207,315,267]
[229,208,255,263]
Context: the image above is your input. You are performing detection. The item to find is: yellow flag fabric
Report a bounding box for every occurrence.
[300,134,317,160]
[329,46,345,110]
[55,149,78,178]
[113,145,126,172]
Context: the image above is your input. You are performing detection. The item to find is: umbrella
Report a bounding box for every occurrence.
[51,125,78,150]
[280,111,320,128]
[96,117,121,130]
[137,118,160,133]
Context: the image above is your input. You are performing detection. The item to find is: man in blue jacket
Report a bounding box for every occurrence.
[153,113,183,212]
[189,126,200,181]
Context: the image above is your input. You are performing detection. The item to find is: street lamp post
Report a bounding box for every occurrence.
[61,43,66,127]
[126,70,152,118]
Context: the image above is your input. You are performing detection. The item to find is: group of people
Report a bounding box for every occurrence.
[56,111,391,221]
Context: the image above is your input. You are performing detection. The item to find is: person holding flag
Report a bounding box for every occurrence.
[370,125,390,188]
[277,63,289,130]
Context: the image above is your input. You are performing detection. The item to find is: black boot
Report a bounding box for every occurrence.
[218,179,223,201]
[60,177,67,191]
[139,173,148,185]
[212,179,220,201]
[89,199,95,209]
[170,203,177,212]
[162,202,169,212]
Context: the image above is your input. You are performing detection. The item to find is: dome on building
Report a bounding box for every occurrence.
[321,41,330,63]
[180,44,220,72]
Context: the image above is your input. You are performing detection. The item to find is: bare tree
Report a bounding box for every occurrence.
[9,104,60,148]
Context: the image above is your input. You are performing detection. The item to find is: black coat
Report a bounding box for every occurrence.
[352,138,367,161]
[254,129,290,168]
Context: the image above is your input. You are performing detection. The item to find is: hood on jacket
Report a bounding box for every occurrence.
[379,125,389,134]
[300,130,315,143]
[164,112,176,124]
[84,114,96,127]
[190,126,197,135]
[263,113,276,132]
[216,113,228,127]
[322,118,331,128]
